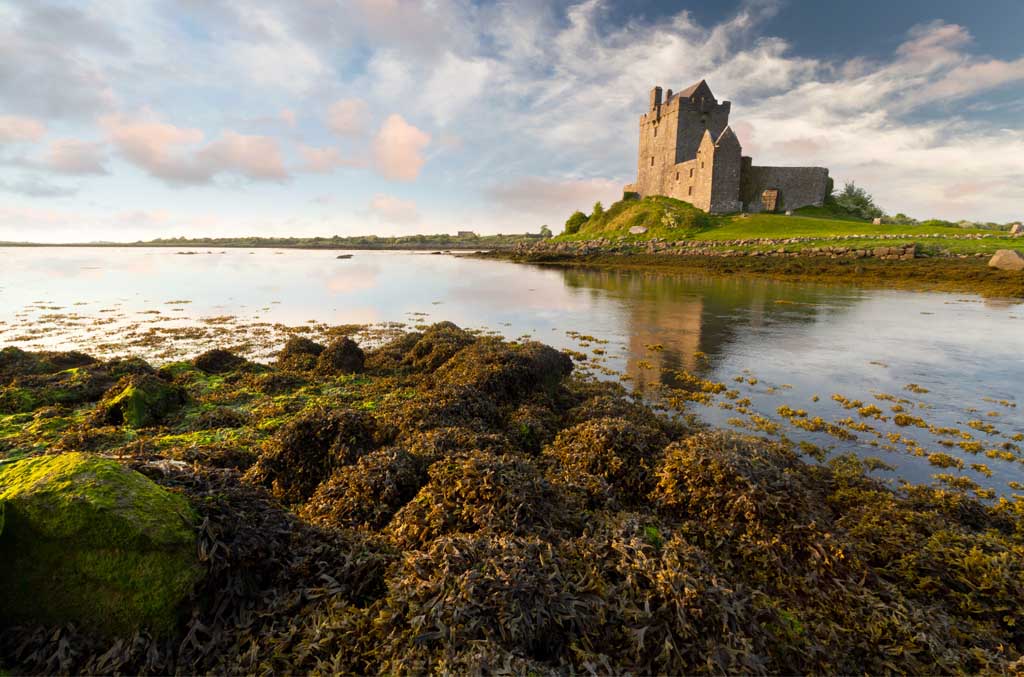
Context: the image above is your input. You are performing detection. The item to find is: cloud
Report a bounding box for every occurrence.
[280,109,297,127]
[327,98,369,136]
[0,176,77,198]
[369,193,420,223]
[41,139,109,175]
[487,176,622,216]
[0,6,116,119]
[102,113,287,184]
[299,144,362,173]
[0,116,47,143]
[372,114,431,181]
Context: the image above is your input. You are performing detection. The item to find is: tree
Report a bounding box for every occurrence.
[833,181,883,219]
[539,225,553,238]
[564,211,588,235]
[592,201,605,218]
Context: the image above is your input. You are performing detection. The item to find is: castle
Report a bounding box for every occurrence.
[624,80,831,214]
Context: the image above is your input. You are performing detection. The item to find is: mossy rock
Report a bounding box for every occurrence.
[0,452,203,636]
[95,374,185,428]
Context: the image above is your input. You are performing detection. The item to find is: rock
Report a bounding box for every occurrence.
[95,374,185,427]
[192,348,247,374]
[315,337,365,375]
[275,336,325,371]
[872,217,882,225]
[1011,223,1022,235]
[988,249,1024,271]
[785,210,793,216]
[628,226,647,235]
[336,254,353,259]
[0,452,203,636]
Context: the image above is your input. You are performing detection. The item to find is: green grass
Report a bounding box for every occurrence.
[557,196,1023,255]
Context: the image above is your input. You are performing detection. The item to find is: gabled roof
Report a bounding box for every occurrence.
[677,79,712,99]
[715,125,740,148]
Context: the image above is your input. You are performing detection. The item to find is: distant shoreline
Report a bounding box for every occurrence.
[0,242,512,251]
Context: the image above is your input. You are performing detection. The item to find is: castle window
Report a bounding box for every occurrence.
[650,156,655,166]
[701,161,705,169]
[675,171,679,180]
[689,168,693,178]
[653,126,657,137]
[688,186,693,196]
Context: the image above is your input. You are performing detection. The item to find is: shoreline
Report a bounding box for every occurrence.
[478,250,1024,298]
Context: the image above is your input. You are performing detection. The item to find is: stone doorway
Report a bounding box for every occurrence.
[761,189,779,212]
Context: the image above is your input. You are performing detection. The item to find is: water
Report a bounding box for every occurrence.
[3,247,1022,492]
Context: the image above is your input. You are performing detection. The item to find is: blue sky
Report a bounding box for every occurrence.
[1,0,1022,242]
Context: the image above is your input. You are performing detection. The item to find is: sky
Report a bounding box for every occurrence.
[1,0,1023,243]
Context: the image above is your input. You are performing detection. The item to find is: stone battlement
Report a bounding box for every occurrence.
[629,80,830,214]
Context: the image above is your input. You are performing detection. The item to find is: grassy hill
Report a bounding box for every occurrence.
[557,196,1023,256]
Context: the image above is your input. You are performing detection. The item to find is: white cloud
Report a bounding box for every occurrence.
[372,114,431,181]
[369,193,420,223]
[326,98,369,136]
[0,115,47,143]
[42,139,108,175]
[487,176,621,217]
[102,113,287,184]
[299,144,361,173]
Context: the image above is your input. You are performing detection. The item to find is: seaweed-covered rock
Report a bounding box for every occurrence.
[303,447,424,529]
[275,336,325,372]
[364,331,423,373]
[94,374,185,428]
[192,348,247,374]
[379,535,601,665]
[0,347,96,385]
[244,406,376,502]
[315,337,365,376]
[389,385,501,435]
[403,426,514,464]
[505,402,561,454]
[432,338,572,403]
[545,416,667,503]
[401,321,476,372]
[0,452,203,636]
[653,432,823,528]
[190,406,250,430]
[387,451,581,548]
[570,511,767,674]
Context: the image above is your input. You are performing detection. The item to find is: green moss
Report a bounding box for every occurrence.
[98,375,184,427]
[0,452,203,636]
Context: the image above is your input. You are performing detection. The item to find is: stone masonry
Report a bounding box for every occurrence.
[624,80,831,214]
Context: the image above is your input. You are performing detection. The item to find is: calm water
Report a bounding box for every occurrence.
[3,247,1023,492]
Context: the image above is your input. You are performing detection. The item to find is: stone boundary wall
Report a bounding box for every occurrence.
[739,165,830,212]
[510,232,1023,261]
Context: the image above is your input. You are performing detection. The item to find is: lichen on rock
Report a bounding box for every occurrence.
[0,452,203,636]
[94,374,185,428]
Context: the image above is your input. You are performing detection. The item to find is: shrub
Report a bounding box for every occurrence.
[592,201,605,219]
[831,181,883,220]
[564,210,588,235]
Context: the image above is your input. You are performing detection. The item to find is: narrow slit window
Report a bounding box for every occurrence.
[653,126,657,137]
[688,186,693,196]
[689,168,694,178]
[675,171,679,180]
[651,156,655,166]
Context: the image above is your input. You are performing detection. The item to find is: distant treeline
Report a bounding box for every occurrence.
[0,231,553,250]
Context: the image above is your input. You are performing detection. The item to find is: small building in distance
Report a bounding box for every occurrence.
[457,230,477,238]
[624,80,831,214]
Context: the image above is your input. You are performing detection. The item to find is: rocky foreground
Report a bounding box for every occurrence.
[1,323,1022,674]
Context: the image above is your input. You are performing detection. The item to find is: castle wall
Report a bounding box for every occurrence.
[739,165,830,212]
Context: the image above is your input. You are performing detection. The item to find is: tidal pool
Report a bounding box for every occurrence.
[3,246,1022,493]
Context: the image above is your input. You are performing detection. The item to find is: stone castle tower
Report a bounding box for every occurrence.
[624,80,830,214]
